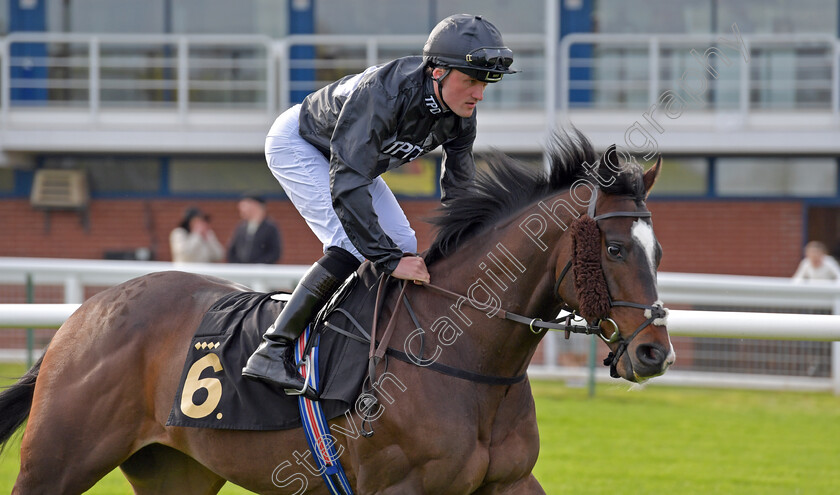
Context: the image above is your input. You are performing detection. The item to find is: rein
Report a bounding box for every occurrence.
[352,276,529,436]
[365,277,528,386]
[420,276,666,380]
[419,187,668,379]
[349,188,669,435]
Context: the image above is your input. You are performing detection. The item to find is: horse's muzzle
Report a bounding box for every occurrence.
[631,341,675,381]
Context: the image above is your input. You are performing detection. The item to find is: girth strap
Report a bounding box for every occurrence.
[388,348,527,385]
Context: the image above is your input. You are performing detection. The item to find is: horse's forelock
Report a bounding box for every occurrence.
[600,159,646,202]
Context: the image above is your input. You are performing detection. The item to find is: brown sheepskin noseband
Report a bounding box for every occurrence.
[571,216,611,320]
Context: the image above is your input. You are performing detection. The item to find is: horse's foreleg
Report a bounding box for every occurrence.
[476,380,543,495]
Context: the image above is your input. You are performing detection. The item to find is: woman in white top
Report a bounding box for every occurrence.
[792,241,840,282]
[169,206,224,263]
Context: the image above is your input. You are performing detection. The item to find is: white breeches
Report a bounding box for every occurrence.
[265,104,417,262]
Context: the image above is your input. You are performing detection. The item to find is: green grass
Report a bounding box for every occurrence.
[2,362,840,494]
[531,381,840,494]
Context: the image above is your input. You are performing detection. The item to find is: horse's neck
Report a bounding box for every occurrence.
[436,189,581,305]
[428,190,581,375]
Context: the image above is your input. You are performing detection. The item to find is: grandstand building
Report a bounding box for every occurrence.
[1,0,838,277]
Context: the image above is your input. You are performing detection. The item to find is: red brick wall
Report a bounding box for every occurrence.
[1,198,804,277]
[1,199,324,264]
[648,200,803,277]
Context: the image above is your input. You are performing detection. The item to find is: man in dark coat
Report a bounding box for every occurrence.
[226,194,282,264]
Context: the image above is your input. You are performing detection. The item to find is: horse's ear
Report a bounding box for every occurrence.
[601,144,619,175]
[643,155,662,199]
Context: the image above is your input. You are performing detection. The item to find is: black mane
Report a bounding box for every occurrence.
[424,129,645,264]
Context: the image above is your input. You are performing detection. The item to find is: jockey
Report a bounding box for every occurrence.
[242,14,518,395]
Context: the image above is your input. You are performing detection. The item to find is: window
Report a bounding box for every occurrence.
[315,0,429,35]
[595,0,712,34]
[436,0,544,34]
[0,168,14,193]
[717,0,837,35]
[647,158,708,196]
[46,0,288,36]
[716,157,837,197]
[315,0,544,35]
[590,0,712,110]
[168,157,282,195]
[60,0,166,34]
[172,0,288,37]
[0,0,7,35]
[40,156,162,195]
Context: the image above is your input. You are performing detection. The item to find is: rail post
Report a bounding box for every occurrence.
[833,296,840,395]
[587,334,597,398]
[26,273,34,368]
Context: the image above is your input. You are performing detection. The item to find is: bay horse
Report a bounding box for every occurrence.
[0,131,674,494]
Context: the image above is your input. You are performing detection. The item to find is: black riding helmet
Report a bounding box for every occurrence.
[423,14,519,83]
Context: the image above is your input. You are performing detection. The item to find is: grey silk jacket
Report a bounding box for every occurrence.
[297,56,477,274]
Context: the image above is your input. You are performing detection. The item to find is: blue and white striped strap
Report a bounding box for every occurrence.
[294,326,354,495]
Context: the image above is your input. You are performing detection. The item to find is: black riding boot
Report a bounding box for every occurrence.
[242,247,360,396]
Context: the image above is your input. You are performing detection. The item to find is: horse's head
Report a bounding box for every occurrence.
[554,145,675,382]
[424,129,674,382]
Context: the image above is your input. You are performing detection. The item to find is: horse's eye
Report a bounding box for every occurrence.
[607,244,623,259]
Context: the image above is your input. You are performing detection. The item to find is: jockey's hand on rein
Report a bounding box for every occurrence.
[391,256,431,285]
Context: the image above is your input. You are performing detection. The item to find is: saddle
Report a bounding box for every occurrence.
[166,263,394,431]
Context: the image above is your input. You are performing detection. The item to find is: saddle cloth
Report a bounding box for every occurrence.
[165,266,390,430]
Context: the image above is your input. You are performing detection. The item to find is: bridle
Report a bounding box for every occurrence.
[423,187,669,379]
[331,186,669,437]
[553,187,668,378]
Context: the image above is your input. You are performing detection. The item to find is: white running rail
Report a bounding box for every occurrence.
[2,258,840,393]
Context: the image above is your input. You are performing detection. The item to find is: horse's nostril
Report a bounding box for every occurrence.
[636,343,665,367]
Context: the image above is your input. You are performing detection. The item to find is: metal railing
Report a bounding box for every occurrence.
[2,31,836,120]
[0,32,545,120]
[0,32,276,120]
[536,272,840,393]
[275,33,546,112]
[1,31,838,155]
[559,32,840,116]
[1,257,840,393]
[0,257,307,301]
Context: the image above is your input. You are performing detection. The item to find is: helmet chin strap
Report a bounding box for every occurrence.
[432,67,451,84]
[431,68,452,112]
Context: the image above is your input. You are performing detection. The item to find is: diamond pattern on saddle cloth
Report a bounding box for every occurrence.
[165,266,383,431]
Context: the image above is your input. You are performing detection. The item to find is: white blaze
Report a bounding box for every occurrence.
[631,219,677,369]
[631,220,656,274]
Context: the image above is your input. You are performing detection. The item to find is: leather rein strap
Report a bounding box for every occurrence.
[355,276,526,438]
[365,276,528,388]
[417,189,666,379]
[363,190,667,386]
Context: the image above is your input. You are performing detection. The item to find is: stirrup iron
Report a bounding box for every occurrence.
[284,355,313,397]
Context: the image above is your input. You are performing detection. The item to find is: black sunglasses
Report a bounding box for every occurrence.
[465,47,514,70]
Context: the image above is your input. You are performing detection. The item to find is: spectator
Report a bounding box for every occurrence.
[792,241,840,282]
[226,194,282,264]
[169,206,224,263]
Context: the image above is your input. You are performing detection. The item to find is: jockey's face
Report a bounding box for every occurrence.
[433,68,487,118]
